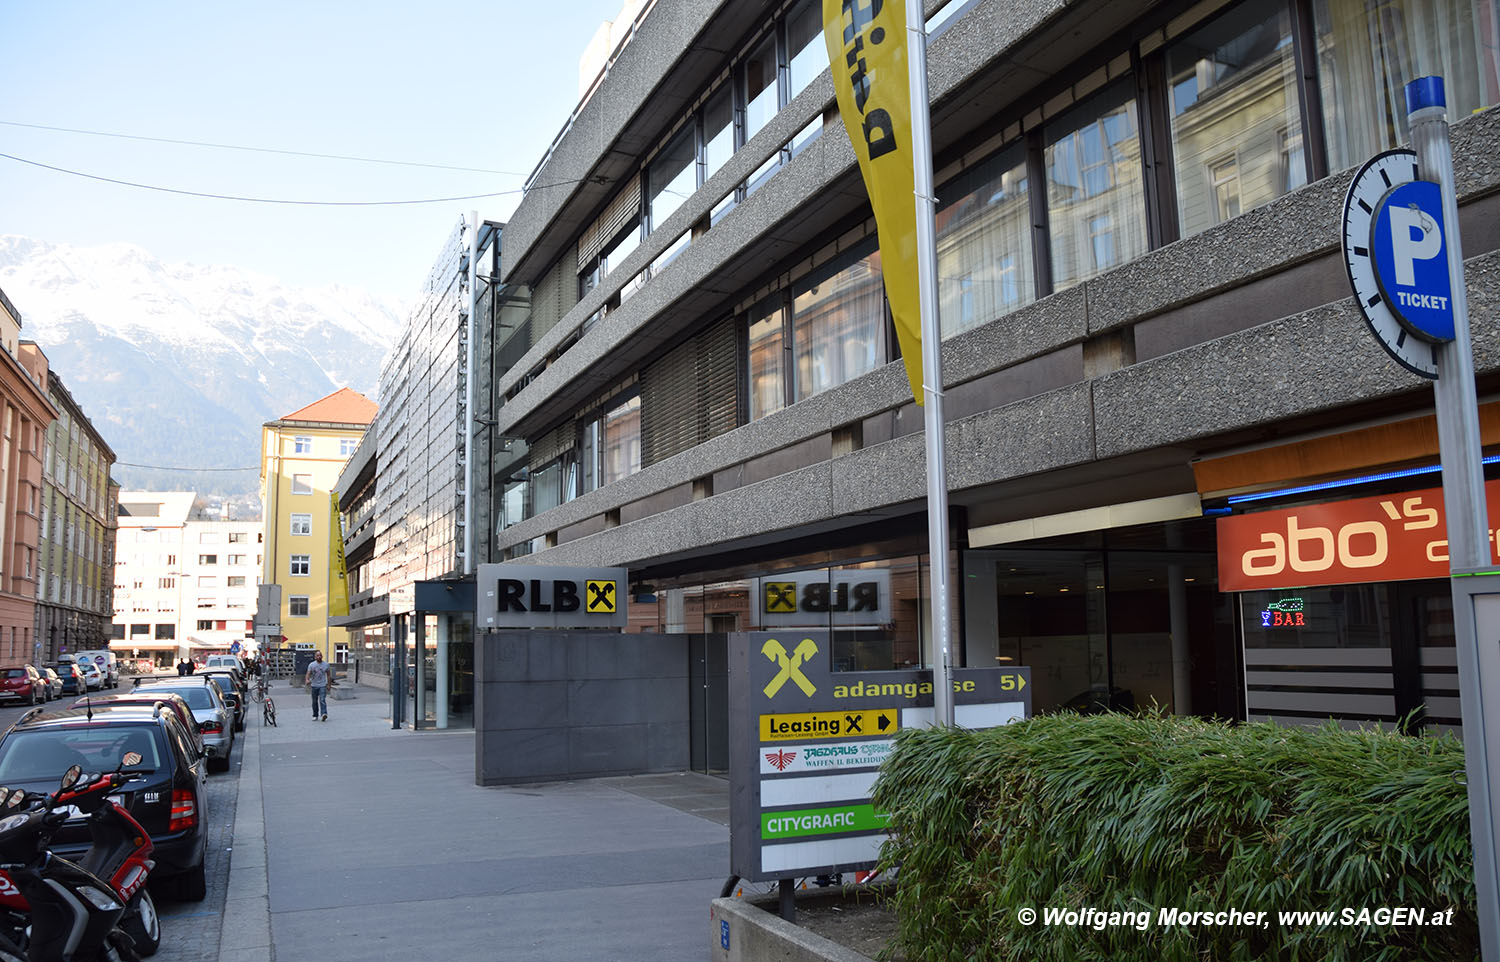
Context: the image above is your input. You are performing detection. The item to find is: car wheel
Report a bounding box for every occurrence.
[174,864,207,902]
[122,888,161,956]
[208,753,228,774]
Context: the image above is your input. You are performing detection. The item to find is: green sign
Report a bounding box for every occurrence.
[761,804,891,840]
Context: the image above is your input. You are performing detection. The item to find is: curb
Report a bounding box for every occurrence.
[218,706,270,962]
[709,896,877,962]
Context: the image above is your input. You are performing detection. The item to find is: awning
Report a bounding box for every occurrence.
[110,642,179,652]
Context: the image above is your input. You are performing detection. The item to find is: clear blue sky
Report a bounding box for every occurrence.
[0,0,628,302]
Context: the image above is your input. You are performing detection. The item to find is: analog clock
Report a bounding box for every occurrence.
[1341,148,1439,379]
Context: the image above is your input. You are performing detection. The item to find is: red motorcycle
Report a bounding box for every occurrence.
[0,763,158,960]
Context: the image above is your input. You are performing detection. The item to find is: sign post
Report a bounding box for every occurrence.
[1343,75,1497,959]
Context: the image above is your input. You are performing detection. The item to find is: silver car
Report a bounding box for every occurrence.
[131,679,235,773]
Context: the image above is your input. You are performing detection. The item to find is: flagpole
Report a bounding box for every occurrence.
[905,0,955,727]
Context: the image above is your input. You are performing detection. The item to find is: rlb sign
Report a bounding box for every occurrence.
[475,564,628,629]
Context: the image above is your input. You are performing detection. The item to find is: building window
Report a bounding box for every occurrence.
[742,35,779,146]
[792,241,887,402]
[290,514,312,536]
[1167,0,1299,238]
[339,438,358,456]
[1314,0,1500,175]
[703,87,734,186]
[199,554,217,565]
[228,532,248,544]
[227,554,247,565]
[130,624,149,637]
[291,474,314,495]
[289,596,310,617]
[602,395,642,486]
[199,532,217,543]
[158,577,175,589]
[227,576,246,587]
[746,294,788,420]
[290,555,310,577]
[1045,82,1147,291]
[197,598,213,609]
[785,0,828,102]
[935,140,1033,337]
[197,619,213,631]
[648,125,696,231]
[293,436,313,454]
[155,624,175,640]
[198,576,215,587]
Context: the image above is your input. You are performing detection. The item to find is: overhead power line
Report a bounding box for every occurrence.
[115,461,260,471]
[0,152,524,206]
[0,119,523,176]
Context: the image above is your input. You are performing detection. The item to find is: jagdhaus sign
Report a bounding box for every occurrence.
[729,631,1030,881]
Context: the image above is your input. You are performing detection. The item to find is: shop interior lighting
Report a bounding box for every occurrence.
[1222,454,1500,507]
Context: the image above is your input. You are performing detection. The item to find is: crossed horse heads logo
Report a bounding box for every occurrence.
[761,637,818,698]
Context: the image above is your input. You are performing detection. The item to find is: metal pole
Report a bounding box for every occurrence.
[1408,75,1499,961]
[906,0,955,726]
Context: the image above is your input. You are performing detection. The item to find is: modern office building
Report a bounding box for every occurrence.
[470,0,1500,742]
[0,289,58,665]
[110,491,261,666]
[35,371,118,663]
[259,389,375,659]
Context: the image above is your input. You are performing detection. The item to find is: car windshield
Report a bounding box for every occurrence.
[3,669,27,679]
[137,686,213,710]
[0,727,163,782]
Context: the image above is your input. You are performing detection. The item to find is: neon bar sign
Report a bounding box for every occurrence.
[1260,598,1305,628]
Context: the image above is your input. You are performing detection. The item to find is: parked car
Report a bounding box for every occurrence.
[204,654,246,674]
[0,704,209,899]
[78,661,104,690]
[46,663,86,696]
[71,690,205,759]
[199,669,246,732]
[0,666,44,706]
[39,667,63,701]
[131,678,235,772]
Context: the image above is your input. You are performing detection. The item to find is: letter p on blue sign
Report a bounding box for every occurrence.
[721,919,730,950]
[1373,179,1455,341]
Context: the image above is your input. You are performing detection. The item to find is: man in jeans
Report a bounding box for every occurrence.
[306,652,331,721]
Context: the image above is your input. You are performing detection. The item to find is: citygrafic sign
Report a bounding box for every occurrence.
[729,631,1029,882]
[755,570,891,627]
[475,564,628,629]
[1217,480,1500,591]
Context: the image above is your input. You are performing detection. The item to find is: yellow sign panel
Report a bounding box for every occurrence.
[585,580,618,613]
[760,708,898,742]
[761,637,818,697]
[763,581,796,613]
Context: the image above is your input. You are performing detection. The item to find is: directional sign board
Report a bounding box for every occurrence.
[729,631,1030,882]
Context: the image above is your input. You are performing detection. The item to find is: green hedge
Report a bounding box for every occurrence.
[870,713,1475,962]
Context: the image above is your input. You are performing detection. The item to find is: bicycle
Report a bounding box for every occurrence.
[257,673,277,727]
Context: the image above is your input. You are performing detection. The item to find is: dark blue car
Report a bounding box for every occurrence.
[45,663,85,695]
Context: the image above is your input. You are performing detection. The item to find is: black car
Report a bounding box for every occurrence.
[0,704,209,900]
[44,663,85,696]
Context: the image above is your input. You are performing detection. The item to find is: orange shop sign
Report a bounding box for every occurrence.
[1216,480,1500,591]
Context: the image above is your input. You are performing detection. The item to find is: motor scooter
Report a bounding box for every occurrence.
[0,765,145,961]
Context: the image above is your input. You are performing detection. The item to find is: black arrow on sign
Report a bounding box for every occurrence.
[877,713,892,732]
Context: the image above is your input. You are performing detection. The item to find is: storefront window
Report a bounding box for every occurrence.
[1045,82,1147,290]
[1315,0,1500,173]
[747,295,787,420]
[935,141,1033,336]
[792,242,887,401]
[1168,0,1302,238]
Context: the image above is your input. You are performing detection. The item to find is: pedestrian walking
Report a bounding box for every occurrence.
[176,659,190,676]
[306,652,330,721]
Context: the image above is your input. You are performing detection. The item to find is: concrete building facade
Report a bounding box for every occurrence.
[259,390,375,659]
[36,371,118,663]
[471,0,1500,744]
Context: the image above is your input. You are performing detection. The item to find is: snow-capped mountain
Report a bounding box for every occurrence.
[0,235,402,497]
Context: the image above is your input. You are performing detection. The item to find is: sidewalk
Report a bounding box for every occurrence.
[220,680,730,961]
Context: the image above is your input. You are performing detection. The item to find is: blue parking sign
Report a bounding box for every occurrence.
[1372,179,1454,341]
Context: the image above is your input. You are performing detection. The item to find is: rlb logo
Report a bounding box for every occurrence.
[1373,180,1454,341]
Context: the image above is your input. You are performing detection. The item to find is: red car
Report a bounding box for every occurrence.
[0,666,43,706]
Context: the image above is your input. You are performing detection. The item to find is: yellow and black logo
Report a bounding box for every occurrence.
[764,581,797,613]
[585,580,617,613]
[762,637,818,698]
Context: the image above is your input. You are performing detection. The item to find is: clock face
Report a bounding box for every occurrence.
[1341,148,1439,379]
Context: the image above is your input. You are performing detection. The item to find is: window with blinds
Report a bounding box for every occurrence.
[640,315,739,467]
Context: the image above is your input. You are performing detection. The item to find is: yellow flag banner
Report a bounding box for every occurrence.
[823,0,924,403]
[328,491,350,618]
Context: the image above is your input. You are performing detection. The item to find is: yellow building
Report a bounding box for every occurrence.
[259,389,376,660]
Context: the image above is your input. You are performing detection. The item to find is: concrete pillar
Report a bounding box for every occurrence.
[1168,563,1191,715]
